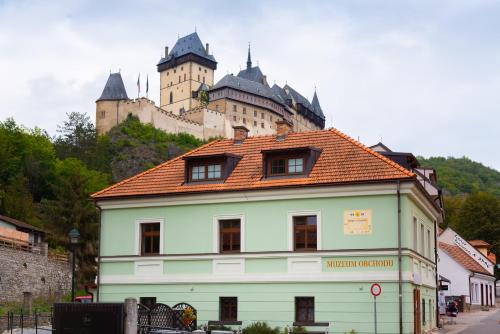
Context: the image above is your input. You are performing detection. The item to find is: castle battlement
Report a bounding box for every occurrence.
[96,32,325,139]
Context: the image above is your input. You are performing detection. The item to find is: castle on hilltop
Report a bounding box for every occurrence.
[96,32,326,139]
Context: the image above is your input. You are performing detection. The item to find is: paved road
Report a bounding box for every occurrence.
[458,309,500,334]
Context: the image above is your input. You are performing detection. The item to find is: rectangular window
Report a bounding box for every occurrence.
[295,297,314,323]
[207,164,221,179]
[413,217,418,251]
[233,116,237,121]
[139,297,156,308]
[220,297,237,321]
[141,223,160,255]
[219,219,241,253]
[288,158,304,173]
[261,122,264,128]
[422,298,426,325]
[271,159,286,175]
[191,165,205,180]
[427,230,431,258]
[233,105,237,112]
[191,164,222,181]
[270,157,304,176]
[294,216,317,251]
[243,118,246,124]
[243,107,246,114]
[420,224,425,255]
[254,110,257,117]
[261,113,264,119]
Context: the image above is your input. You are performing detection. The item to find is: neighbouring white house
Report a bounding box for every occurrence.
[437,227,496,309]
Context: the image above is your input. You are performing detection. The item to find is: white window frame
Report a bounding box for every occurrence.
[287,210,322,251]
[135,218,164,256]
[213,214,245,253]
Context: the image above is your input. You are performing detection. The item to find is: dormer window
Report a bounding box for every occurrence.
[184,153,241,184]
[262,147,321,179]
[190,163,222,181]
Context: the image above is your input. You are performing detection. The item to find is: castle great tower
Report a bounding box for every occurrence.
[157,32,217,115]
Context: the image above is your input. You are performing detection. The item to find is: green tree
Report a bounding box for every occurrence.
[41,158,109,284]
[453,192,500,257]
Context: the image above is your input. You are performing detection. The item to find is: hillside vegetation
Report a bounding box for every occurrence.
[0,113,205,285]
[418,156,500,197]
[0,112,498,284]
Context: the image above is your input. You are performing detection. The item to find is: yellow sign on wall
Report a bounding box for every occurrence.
[343,209,372,235]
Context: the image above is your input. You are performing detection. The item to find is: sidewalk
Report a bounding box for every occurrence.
[437,308,500,334]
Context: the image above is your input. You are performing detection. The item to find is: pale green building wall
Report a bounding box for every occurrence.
[98,193,438,333]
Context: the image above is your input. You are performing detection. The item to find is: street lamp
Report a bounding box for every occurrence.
[68,228,80,302]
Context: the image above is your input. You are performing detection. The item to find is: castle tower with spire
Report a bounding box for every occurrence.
[96,32,325,138]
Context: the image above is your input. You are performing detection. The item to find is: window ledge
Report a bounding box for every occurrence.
[208,320,243,326]
[292,322,329,327]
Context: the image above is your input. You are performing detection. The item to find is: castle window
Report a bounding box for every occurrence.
[184,73,186,81]
[179,76,181,83]
[243,107,246,114]
[199,67,201,71]
[254,110,257,117]
[261,123,264,128]
[254,121,257,126]
[261,113,264,119]
[233,116,237,121]
[216,105,219,111]
[243,118,246,124]
[203,76,205,83]
[166,71,169,76]
[100,111,106,119]
[198,74,200,81]
[169,92,173,104]
[204,69,207,73]
[233,105,237,112]
[174,69,176,74]
[270,115,273,121]
[181,66,183,71]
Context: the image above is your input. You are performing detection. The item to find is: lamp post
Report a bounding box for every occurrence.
[68,228,80,302]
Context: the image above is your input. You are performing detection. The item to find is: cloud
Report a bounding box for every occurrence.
[0,0,499,169]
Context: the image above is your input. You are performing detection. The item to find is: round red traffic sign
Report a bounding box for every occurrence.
[370,283,382,297]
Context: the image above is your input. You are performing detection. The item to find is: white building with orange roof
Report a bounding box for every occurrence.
[437,227,496,310]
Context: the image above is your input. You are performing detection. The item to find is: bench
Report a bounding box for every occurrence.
[288,322,330,334]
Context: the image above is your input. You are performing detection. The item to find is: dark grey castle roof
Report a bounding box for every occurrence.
[284,84,325,120]
[271,84,289,104]
[212,74,285,105]
[97,73,129,102]
[311,91,325,118]
[158,32,216,65]
[237,66,266,84]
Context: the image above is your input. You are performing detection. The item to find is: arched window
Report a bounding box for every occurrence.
[169,92,173,104]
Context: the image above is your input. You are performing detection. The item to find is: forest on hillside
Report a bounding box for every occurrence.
[0,112,498,284]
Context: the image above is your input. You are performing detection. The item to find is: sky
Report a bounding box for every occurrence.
[0,0,499,170]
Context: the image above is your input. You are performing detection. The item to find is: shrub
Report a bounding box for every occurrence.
[243,322,281,334]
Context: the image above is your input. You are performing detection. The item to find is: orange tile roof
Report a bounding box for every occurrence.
[468,240,491,247]
[439,242,491,275]
[92,128,415,199]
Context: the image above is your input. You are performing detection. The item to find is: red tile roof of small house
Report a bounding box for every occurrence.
[91,128,416,199]
[439,242,491,276]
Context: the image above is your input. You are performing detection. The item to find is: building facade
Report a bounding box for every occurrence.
[96,33,325,139]
[437,228,496,309]
[93,126,442,333]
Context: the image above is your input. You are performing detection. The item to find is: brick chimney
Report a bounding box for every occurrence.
[233,125,249,143]
[276,120,293,139]
[165,46,169,57]
[205,43,210,54]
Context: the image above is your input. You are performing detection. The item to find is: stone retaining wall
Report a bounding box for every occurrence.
[0,246,71,303]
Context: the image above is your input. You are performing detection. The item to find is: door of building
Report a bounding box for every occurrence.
[480,284,484,306]
[414,289,421,334]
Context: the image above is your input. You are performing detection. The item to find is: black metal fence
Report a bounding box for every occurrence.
[138,302,197,334]
[0,310,53,333]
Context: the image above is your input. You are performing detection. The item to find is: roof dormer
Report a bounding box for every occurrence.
[183,153,241,184]
[261,146,322,179]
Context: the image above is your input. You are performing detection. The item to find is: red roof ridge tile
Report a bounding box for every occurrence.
[328,128,415,178]
[91,139,222,199]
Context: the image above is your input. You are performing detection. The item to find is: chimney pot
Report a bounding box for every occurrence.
[205,43,210,54]
[165,46,169,57]
[275,120,293,139]
[233,125,249,143]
